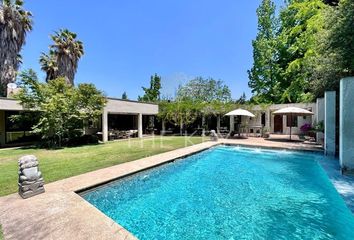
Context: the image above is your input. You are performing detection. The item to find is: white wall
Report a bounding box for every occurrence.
[248,103,316,134]
[0,98,23,111]
[340,77,354,170]
[105,98,158,115]
[324,91,336,156]
[316,98,325,143]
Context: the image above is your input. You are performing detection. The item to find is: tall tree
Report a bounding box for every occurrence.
[249,0,328,103]
[276,0,326,103]
[309,0,354,97]
[138,73,161,102]
[236,92,247,104]
[248,0,278,104]
[40,29,84,85]
[121,91,128,99]
[0,0,32,96]
[176,77,231,103]
[39,50,57,82]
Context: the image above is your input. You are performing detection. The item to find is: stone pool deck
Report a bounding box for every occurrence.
[0,138,353,240]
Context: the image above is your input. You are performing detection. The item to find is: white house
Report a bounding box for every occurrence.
[0,97,158,147]
[229,102,317,136]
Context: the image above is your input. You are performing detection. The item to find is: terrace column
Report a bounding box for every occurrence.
[324,91,336,156]
[340,77,354,172]
[201,115,206,136]
[316,97,325,144]
[138,113,143,138]
[229,116,234,132]
[266,109,271,129]
[162,119,166,135]
[102,110,108,142]
[217,115,221,133]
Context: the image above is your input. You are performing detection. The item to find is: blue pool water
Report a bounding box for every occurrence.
[81,146,354,239]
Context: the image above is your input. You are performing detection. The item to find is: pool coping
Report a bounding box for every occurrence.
[1,138,353,240]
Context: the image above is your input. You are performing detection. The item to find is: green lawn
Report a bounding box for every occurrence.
[0,225,3,240]
[0,136,205,197]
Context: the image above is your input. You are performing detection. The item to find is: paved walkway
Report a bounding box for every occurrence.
[0,138,351,240]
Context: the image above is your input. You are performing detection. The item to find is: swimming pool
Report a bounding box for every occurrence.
[81,145,354,239]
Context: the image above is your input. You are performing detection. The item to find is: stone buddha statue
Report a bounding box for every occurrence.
[18,155,45,199]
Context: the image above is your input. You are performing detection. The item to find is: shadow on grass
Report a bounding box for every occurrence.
[3,142,102,152]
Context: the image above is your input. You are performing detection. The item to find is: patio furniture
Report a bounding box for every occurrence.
[225,108,255,138]
[248,125,263,137]
[162,128,174,135]
[127,130,138,138]
[108,130,117,140]
[273,107,314,140]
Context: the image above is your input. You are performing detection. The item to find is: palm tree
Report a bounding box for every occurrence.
[49,29,84,85]
[39,50,57,82]
[0,0,32,96]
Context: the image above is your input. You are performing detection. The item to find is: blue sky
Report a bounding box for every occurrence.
[20,0,283,100]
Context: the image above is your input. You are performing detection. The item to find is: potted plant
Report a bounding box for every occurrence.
[300,123,312,133]
[310,121,324,143]
[312,121,324,133]
[262,127,270,138]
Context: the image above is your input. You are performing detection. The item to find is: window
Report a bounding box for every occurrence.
[261,112,266,126]
[5,111,39,144]
[286,115,298,127]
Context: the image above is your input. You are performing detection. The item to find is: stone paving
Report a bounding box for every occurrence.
[0,137,351,240]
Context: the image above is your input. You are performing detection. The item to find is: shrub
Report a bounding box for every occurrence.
[300,123,312,133]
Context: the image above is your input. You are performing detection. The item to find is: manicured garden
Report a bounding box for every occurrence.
[0,136,204,196]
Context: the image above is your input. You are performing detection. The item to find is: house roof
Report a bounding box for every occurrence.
[0,97,159,115]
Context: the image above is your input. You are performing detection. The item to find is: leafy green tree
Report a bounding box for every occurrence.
[138,73,161,102]
[309,0,354,97]
[0,0,32,96]
[158,100,200,135]
[121,91,128,99]
[15,69,106,147]
[236,92,247,104]
[40,29,84,85]
[276,0,326,103]
[176,77,231,102]
[160,77,231,132]
[248,0,328,103]
[248,0,278,103]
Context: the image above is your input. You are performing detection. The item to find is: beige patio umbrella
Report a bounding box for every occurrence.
[225,108,256,118]
[225,108,255,137]
[272,107,314,140]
